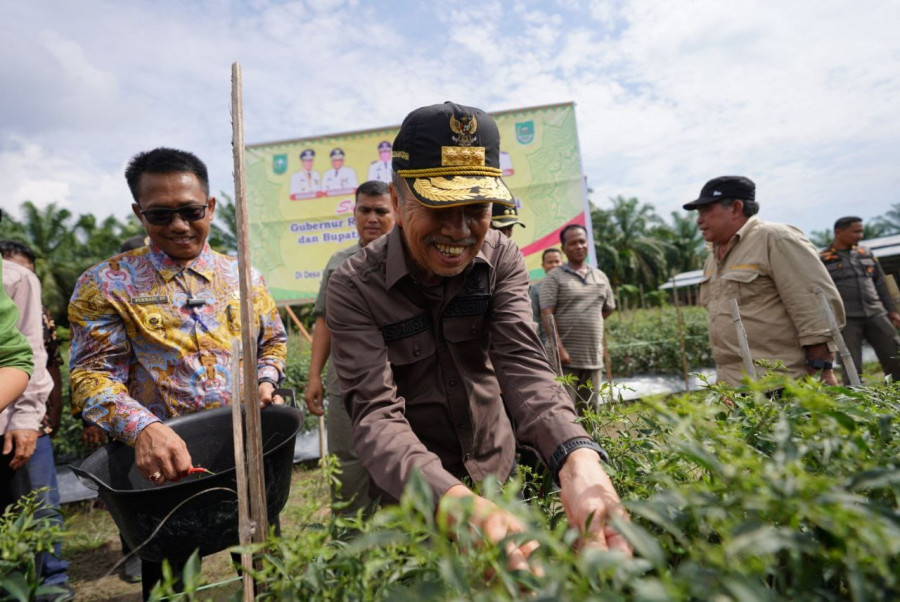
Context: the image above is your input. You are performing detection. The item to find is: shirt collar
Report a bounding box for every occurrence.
[718,215,759,252]
[148,241,215,282]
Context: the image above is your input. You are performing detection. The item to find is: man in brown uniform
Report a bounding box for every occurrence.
[327,102,631,569]
[684,175,844,385]
[820,216,900,383]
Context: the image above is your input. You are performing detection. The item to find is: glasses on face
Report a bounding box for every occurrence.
[139,204,208,226]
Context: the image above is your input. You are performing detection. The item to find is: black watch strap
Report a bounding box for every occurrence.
[547,437,610,484]
[807,358,833,370]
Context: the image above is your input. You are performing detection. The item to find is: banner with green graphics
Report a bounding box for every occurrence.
[245,102,593,305]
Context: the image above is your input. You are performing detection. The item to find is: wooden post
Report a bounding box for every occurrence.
[814,286,861,386]
[284,305,312,342]
[229,340,254,601]
[729,299,756,379]
[671,276,690,391]
[546,314,563,377]
[231,63,269,568]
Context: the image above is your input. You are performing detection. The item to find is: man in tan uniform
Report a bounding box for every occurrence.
[684,175,844,386]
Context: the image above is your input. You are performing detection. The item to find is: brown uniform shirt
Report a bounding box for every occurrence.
[326,228,587,504]
[699,217,844,385]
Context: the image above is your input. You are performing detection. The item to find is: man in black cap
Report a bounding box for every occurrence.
[490,202,525,239]
[683,175,844,385]
[326,102,631,570]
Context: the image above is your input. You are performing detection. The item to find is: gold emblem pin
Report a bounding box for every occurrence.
[449,114,478,146]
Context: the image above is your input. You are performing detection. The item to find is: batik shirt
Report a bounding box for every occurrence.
[69,243,286,445]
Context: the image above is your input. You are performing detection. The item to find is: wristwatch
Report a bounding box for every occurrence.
[548,437,610,485]
[807,358,833,370]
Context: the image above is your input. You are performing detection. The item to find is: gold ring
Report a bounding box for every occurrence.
[149,471,163,481]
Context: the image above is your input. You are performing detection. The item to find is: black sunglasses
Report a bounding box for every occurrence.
[139,204,208,226]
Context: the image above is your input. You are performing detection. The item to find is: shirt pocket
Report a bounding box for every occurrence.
[442,314,487,344]
[720,269,768,306]
[386,328,436,366]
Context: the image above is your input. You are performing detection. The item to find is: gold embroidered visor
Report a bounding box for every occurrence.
[402,174,515,208]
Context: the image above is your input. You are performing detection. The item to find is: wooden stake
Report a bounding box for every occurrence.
[814,286,861,386]
[284,305,312,342]
[229,339,255,601]
[730,299,756,379]
[671,276,690,391]
[231,62,269,574]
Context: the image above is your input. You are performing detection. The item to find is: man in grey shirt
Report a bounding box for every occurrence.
[305,180,395,515]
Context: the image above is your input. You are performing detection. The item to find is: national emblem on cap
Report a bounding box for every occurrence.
[391,101,514,208]
[300,149,315,160]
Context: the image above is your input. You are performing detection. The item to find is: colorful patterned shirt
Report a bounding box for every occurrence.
[69,243,286,445]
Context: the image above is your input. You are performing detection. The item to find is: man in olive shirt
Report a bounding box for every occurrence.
[327,102,631,569]
[305,180,395,515]
[820,216,900,383]
[684,176,844,385]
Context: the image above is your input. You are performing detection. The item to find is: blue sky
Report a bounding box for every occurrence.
[2,0,898,237]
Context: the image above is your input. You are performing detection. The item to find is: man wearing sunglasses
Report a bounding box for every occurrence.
[68,147,287,598]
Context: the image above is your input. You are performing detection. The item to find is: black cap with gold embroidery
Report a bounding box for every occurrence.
[392,101,515,208]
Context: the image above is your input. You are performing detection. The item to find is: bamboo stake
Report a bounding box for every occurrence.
[229,339,254,601]
[284,305,312,342]
[729,299,756,380]
[545,314,563,377]
[283,305,326,459]
[231,63,269,568]
[814,287,861,386]
[671,276,690,391]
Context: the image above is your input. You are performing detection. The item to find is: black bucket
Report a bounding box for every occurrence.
[71,405,301,563]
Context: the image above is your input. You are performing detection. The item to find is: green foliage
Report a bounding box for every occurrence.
[607,307,712,376]
[231,377,900,601]
[0,491,65,601]
[592,196,677,289]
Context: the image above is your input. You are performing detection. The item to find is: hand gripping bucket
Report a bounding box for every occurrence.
[70,405,301,562]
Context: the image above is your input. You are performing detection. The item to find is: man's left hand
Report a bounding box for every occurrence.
[259,382,284,407]
[888,311,900,329]
[2,429,39,470]
[558,448,633,555]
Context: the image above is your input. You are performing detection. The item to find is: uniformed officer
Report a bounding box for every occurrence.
[367,140,392,183]
[820,216,900,383]
[321,148,359,195]
[289,148,320,200]
[490,201,525,239]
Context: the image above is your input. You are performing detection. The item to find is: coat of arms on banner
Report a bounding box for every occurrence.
[515,121,535,144]
[273,154,287,175]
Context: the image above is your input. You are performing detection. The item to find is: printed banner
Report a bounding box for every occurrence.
[245,102,592,305]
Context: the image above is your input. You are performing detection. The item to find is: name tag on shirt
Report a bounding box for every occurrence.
[132,295,169,305]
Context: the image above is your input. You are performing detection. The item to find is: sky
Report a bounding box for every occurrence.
[2,0,899,238]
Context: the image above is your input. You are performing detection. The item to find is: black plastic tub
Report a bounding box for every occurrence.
[71,405,301,562]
